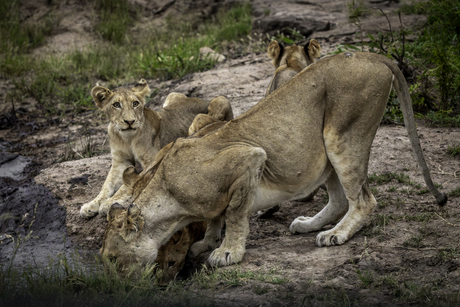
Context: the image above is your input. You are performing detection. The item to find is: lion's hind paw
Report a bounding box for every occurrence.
[316,230,346,247]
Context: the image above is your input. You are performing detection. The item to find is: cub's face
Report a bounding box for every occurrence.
[91,79,151,136]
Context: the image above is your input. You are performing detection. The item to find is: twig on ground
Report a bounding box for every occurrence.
[72,148,84,159]
[433,165,459,178]
[436,213,460,227]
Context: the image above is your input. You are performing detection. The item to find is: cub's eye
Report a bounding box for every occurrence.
[168,261,176,268]
[113,102,121,108]
[133,101,140,108]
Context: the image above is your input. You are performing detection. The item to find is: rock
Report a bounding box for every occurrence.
[253,15,332,38]
[199,46,226,62]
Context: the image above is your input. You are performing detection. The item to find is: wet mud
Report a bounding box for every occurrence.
[0,175,70,267]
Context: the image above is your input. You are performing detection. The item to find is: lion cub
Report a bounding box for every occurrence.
[266,39,321,95]
[187,40,322,138]
[80,79,233,219]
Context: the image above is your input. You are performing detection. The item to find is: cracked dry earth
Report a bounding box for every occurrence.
[1,0,460,305]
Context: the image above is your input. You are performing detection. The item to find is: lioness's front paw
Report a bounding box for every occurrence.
[208,246,245,267]
[80,200,100,219]
[289,216,317,233]
[316,229,346,247]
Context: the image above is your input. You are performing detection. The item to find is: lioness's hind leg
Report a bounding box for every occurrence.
[316,65,391,245]
[189,215,224,257]
[316,178,376,246]
[290,170,348,234]
[317,132,379,246]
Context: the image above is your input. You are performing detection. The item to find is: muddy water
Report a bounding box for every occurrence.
[0,166,73,268]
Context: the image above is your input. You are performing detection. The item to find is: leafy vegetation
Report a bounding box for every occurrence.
[95,0,133,44]
[447,143,460,156]
[0,2,254,117]
[348,0,460,126]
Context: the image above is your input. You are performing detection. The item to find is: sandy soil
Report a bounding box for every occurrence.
[1,0,459,305]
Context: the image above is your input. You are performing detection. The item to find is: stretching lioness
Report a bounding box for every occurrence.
[79,79,233,218]
[101,52,447,270]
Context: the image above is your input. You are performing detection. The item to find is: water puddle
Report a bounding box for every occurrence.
[0,154,32,181]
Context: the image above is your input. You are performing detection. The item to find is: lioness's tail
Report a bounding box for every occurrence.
[379,55,447,206]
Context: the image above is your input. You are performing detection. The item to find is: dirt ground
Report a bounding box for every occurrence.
[1,0,460,306]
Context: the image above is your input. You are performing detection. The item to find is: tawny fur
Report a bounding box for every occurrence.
[101,52,447,272]
[79,80,233,219]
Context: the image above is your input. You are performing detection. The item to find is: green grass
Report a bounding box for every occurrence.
[360,214,397,237]
[356,269,374,286]
[369,172,411,185]
[448,187,460,197]
[1,2,254,117]
[0,253,210,306]
[0,0,57,54]
[425,111,460,127]
[190,266,289,290]
[447,143,460,156]
[438,248,460,261]
[405,213,436,223]
[403,234,426,248]
[369,172,440,197]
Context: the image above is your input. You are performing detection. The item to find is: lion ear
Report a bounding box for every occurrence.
[304,39,321,64]
[92,86,113,109]
[107,203,125,222]
[123,203,144,240]
[267,40,284,68]
[123,166,139,188]
[132,78,151,98]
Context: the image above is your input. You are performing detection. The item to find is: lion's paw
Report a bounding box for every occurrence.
[190,240,214,257]
[208,246,244,267]
[289,216,318,233]
[80,200,100,219]
[98,200,113,217]
[316,229,347,247]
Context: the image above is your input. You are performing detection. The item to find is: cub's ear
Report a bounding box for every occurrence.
[304,39,321,64]
[122,166,139,188]
[107,203,125,222]
[91,86,113,109]
[132,78,151,98]
[267,40,281,59]
[267,40,284,68]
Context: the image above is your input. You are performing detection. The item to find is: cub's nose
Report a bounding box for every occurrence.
[124,120,135,125]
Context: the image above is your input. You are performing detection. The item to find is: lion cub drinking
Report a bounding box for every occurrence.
[79,79,232,219]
